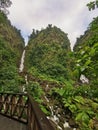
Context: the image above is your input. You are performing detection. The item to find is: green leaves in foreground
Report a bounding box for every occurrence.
[50,81,98,130]
[26,81,50,115]
[0,66,24,92]
[26,81,44,103]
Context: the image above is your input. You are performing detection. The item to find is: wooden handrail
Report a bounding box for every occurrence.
[0,93,55,130]
[27,94,54,130]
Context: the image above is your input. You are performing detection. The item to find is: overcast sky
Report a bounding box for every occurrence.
[8,0,98,49]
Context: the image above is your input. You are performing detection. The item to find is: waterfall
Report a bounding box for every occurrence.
[19,50,27,93]
[19,50,25,73]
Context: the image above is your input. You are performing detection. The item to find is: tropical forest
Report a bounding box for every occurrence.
[0,0,98,130]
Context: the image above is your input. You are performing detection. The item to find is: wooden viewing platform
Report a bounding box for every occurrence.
[0,93,55,130]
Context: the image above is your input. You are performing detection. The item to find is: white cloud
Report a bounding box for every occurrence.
[8,0,98,48]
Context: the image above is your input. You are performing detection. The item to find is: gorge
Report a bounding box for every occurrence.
[0,11,98,130]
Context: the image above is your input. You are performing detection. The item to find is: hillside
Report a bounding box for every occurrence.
[70,17,98,130]
[0,11,25,92]
[25,25,73,83]
[0,12,24,57]
[24,25,77,129]
[74,17,98,85]
[25,23,98,130]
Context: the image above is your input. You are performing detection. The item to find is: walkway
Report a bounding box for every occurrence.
[0,114,27,130]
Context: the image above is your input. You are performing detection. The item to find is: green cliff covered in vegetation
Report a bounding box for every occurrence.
[0,11,25,92]
[65,17,98,130]
[25,21,98,130]
[74,17,98,86]
[25,25,73,83]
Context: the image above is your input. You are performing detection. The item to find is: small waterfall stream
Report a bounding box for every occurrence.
[45,95,76,130]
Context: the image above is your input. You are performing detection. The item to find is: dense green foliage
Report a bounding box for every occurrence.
[0,12,24,54]
[26,81,43,102]
[74,17,98,86]
[26,25,72,83]
[25,20,98,129]
[0,12,25,92]
[71,17,98,129]
[26,81,51,115]
[0,7,98,129]
[51,82,98,130]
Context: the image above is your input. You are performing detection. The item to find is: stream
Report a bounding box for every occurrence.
[45,95,76,130]
[19,50,76,130]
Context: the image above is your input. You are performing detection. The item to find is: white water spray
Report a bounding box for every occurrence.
[80,74,89,84]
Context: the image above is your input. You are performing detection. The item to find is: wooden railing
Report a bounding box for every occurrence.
[0,93,55,130]
[0,93,28,123]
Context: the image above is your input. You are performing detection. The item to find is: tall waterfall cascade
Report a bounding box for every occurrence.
[19,50,27,92]
[19,50,25,73]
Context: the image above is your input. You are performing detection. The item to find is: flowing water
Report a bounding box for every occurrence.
[45,95,76,130]
[19,50,25,73]
[19,50,27,92]
[80,74,89,84]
